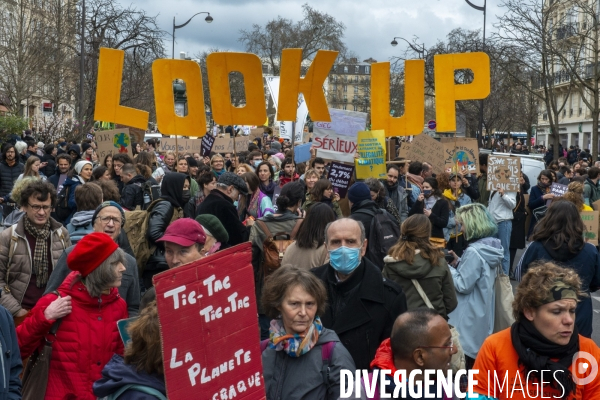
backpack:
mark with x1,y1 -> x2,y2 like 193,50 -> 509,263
100,384 -> 167,400
142,181 -> 161,210
123,199 -> 179,273
354,209 -> 400,270
260,339 -> 335,384
256,218 -> 303,279
53,185 -> 72,223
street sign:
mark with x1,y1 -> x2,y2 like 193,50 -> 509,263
428,120 -> 437,130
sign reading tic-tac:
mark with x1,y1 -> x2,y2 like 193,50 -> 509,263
486,155 -> 521,192
153,243 -> 265,400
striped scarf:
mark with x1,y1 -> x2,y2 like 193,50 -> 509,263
23,217 -> 51,287
268,316 -> 323,357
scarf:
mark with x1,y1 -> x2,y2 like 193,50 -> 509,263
212,168 -> 225,177
260,180 -> 276,198
510,319 -> 579,398
268,316 -> 323,357
247,190 -> 260,219
407,173 -> 424,189
443,189 -> 461,202
23,217 -> 51,287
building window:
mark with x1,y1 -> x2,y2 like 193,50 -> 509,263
365,66 -> 370,74
343,66 -> 348,73
333,84 -> 337,91
343,104 -> 347,110
353,105 -> 358,111
344,95 -> 347,102
579,107 -> 583,115
332,75 -> 337,82
343,85 -> 347,92
354,86 -> 359,94
355,66 -> 359,73
354,76 -> 358,83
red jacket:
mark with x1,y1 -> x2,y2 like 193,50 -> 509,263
17,271 -> 127,400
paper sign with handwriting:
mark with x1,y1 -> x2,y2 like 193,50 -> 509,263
201,135 -> 216,157
153,243 -> 265,400
159,139 -> 201,154
95,128 -> 133,160
550,183 -> 568,197
581,211 -> 599,246
486,155 -> 521,192
441,138 -> 479,173
399,135 -> 445,174
328,162 -> 355,198
355,130 -> 386,179
212,137 -> 250,154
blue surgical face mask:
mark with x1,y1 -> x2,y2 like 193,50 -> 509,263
329,246 -> 361,275
253,160 -> 262,168
423,189 -> 433,197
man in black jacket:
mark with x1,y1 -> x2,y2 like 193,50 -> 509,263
348,182 -> 379,248
0,144 -> 24,218
41,144 -> 57,178
312,218 -> 407,370
196,172 -> 252,246
120,163 -> 145,210
48,154 -> 72,194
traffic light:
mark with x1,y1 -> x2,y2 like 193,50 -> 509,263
173,82 -> 187,117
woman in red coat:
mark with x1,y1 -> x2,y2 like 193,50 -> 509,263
17,232 -> 128,399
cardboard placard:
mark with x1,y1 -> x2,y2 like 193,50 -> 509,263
441,138 -> 479,173
581,211 -> 600,246
355,130 -> 386,180
398,134 -> 445,174
249,128 -> 264,141
212,137 -> 251,154
592,199 -> 600,211
159,138 -> 202,154
95,128 -> 133,160
201,135 -> 216,157
153,243 -> 265,400
311,131 -> 357,163
486,155 -> 521,192
328,162 -> 354,199
550,183 -> 568,197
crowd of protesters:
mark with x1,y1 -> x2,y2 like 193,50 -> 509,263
0,130 -> 597,399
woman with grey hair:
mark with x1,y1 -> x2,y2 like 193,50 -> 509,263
17,232 -> 128,399
364,177 -> 403,224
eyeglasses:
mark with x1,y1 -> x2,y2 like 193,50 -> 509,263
419,339 -> 454,351
28,203 -> 52,213
98,216 -> 122,226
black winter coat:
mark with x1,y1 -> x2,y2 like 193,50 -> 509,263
41,154 -> 56,178
0,161 -> 24,199
120,175 -> 145,211
312,259 -> 407,370
408,197 -> 450,240
145,200 -> 176,274
196,189 -> 250,246
349,200 -> 379,243
0,305 -> 21,399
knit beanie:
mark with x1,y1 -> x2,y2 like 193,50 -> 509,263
92,201 -> 126,225
74,160 -> 92,174
348,182 -> 371,204
196,214 -> 229,244
67,232 -> 119,277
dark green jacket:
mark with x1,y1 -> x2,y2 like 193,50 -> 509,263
382,252 -> 457,320
476,174 -> 490,207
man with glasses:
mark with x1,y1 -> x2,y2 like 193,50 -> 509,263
0,181 -> 70,323
44,201 -> 140,317
368,309 -> 457,398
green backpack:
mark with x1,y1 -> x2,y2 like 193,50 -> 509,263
101,384 -> 166,400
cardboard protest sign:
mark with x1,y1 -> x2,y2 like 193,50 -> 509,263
355,130 -> 386,179
159,138 -> 202,154
95,128 -> 133,160
581,211 -> 599,246
441,138 -> 479,173
249,128 -> 264,141
294,143 -> 312,164
212,136 -> 251,154
398,134 -> 445,174
550,183 -> 568,197
328,162 -> 354,198
486,155 -> 521,192
153,243 -> 265,400
201,135 -> 216,157
311,131 -> 357,163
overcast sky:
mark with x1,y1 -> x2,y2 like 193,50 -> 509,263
118,0 -> 503,62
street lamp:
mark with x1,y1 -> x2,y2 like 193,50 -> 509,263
465,0 -> 487,144
172,12 -> 213,59
79,0 -> 85,137
390,37 -> 425,59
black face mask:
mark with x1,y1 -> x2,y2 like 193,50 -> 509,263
182,190 -> 191,204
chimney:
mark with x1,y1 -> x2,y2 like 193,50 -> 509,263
179,51 -> 186,60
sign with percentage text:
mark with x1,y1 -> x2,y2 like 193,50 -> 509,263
153,243 -> 265,400
486,155 -> 521,192
328,162 -> 355,198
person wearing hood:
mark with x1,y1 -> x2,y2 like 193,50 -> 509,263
119,163 -> 145,211
67,144 -> 81,167
527,169 -> 555,237
446,203 -> 503,369
383,215 -> 457,320
93,301 -> 166,399
348,182 -> 380,251
61,160 -> 93,225
142,172 -> 189,289
66,182 -> 103,244
516,200 -> 600,337
249,182 -> 304,339
197,172 -> 253,247
41,144 -> 57,177
408,177 -> 450,247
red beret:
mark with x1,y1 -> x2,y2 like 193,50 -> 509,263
67,232 -> 119,277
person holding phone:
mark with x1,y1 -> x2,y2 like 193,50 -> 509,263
302,178 -> 342,219
408,177 -> 450,247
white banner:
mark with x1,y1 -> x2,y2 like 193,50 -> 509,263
311,130 -> 358,163
314,108 -> 368,138
265,76 -> 308,142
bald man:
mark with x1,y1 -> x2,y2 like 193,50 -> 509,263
312,218 -> 407,370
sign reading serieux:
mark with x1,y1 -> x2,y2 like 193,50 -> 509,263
154,243 -> 265,400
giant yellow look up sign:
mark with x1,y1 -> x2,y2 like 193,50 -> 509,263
94,48 -> 490,137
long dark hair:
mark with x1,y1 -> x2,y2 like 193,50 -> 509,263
256,161 -> 274,182
295,203 -> 336,249
531,199 -> 585,254
309,178 -> 332,202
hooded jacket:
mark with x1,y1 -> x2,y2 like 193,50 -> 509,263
66,210 -> 96,244
17,271 -> 127,400
61,175 -> 85,224
93,354 -> 165,400
197,189 -> 250,247
120,174 -> 146,211
516,240 -> 600,337
262,328 -> 356,400
383,253 -> 457,320
381,179 -> 409,224
448,237 -> 503,359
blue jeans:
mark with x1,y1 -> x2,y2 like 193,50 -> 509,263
495,220 -> 512,275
